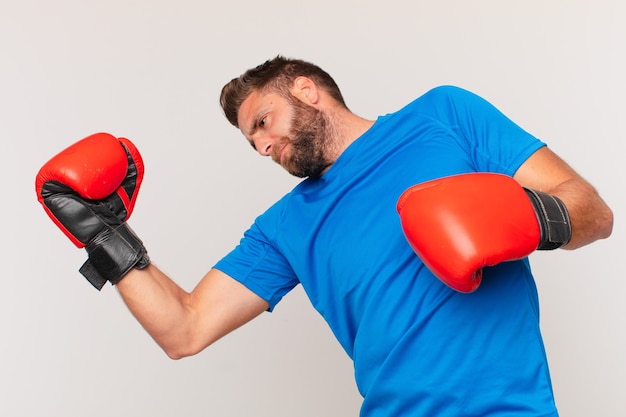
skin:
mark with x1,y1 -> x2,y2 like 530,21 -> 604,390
117,76 -> 613,359
513,147 -> 613,249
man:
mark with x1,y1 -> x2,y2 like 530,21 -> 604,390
37,56 -> 613,416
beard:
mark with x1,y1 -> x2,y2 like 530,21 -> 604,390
277,98 -> 334,178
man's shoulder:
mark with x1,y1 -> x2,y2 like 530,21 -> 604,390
396,85 -> 486,121
414,85 -> 477,104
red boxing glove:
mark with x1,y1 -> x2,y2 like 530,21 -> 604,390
396,173 -> 571,293
36,132 -> 149,289
36,132 -> 144,247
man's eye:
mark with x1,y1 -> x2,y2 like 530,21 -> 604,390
259,117 -> 266,127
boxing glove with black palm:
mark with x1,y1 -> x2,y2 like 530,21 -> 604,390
36,132 -> 149,290
396,173 -> 571,293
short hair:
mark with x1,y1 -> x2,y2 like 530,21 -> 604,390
219,55 -> 347,128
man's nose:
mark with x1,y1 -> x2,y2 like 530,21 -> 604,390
253,135 -> 273,157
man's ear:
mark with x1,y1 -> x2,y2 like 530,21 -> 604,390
290,76 -> 319,105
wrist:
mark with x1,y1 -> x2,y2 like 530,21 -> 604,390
80,223 -> 150,290
523,188 -> 572,250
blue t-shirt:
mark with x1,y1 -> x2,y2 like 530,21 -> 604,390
215,86 -> 557,416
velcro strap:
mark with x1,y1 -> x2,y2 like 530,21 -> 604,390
79,260 -> 108,290
80,223 -> 150,290
524,188 -> 572,250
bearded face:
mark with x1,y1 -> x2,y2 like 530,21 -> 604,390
276,97 -> 334,178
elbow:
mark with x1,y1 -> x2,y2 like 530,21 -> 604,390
599,205 -> 614,240
570,204 -> 614,249
163,342 -> 200,360
163,347 -> 200,361
164,349 -> 190,361
562,202 -> 614,250
161,336 -> 211,360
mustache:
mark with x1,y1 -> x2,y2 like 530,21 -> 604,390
270,137 -> 290,164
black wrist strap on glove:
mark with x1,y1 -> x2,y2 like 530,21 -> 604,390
79,223 -> 150,290
524,188 -> 572,250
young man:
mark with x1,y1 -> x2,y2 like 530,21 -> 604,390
37,56 -> 613,416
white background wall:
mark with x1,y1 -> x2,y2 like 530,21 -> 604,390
2,1 -> 624,415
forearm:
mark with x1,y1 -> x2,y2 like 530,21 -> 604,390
513,146 -> 613,250
549,178 -> 613,250
115,264 -> 269,359
116,264 -> 198,358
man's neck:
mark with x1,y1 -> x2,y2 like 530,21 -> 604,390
326,107 -> 376,161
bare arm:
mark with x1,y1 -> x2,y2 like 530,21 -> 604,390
513,146 -> 613,249
116,265 -> 269,359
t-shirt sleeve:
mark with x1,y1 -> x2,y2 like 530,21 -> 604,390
421,86 -> 546,176
213,216 -> 300,312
